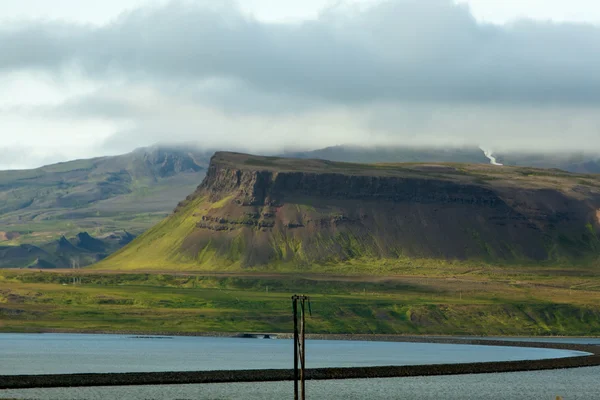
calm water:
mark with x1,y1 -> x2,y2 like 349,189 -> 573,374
0,333 -> 588,375
0,333 -> 596,399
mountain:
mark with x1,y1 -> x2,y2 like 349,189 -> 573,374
284,145 -> 491,164
98,152 -> 600,271
0,145 -> 212,268
284,145 -> 600,173
3,144 -> 599,269
495,152 -> 600,174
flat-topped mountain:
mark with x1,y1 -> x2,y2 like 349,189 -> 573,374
99,152 -> 600,271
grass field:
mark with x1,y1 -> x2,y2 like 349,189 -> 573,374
2,266 -> 600,336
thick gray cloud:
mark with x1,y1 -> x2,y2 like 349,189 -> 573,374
2,0 -> 600,105
2,0 -> 600,166
48,80 -> 324,118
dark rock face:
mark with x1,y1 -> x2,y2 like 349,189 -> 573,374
201,166 -> 502,206
75,232 -> 107,252
176,152 -> 600,267
56,236 -> 78,252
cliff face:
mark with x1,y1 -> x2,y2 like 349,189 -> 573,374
108,152 -> 600,270
199,167 -> 500,206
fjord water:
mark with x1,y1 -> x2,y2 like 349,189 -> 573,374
0,334 -> 597,400
0,333 -> 588,375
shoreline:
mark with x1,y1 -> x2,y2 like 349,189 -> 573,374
3,328 -> 600,340
1,335 -> 600,389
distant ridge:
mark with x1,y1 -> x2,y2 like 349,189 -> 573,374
0,230 -> 136,269
284,145 -> 490,164
284,145 -> 600,174
0,145 -> 212,268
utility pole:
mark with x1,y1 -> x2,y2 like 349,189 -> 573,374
292,295 -> 311,400
71,258 -> 81,285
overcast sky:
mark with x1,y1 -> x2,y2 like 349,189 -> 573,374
1,0 -> 600,169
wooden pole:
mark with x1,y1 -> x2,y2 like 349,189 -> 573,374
292,295 -> 310,400
300,298 -> 306,400
292,295 -> 299,400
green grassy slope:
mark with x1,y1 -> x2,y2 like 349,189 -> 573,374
97,152 -> 600,272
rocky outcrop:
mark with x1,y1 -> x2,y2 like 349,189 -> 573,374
75,232 -> 107,252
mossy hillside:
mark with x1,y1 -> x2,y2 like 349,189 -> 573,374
96,199 -> 600,273
99,196 -> 211,270
98,202 -> 600,272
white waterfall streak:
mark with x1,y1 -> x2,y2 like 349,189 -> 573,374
479,147 -> 503,166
